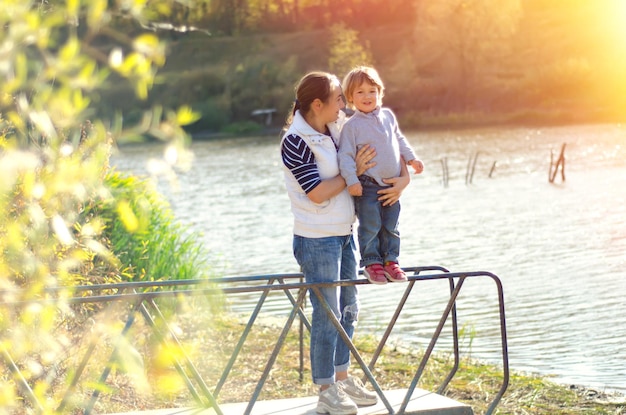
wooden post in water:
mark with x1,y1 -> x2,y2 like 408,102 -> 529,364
488,160 -> 497,178
440,157 -> 449,187
466,152 -> 479,185
549,143 -> 567,183
470,151 -> 479,184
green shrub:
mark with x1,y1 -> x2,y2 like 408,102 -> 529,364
0,1 -> 209,411
328,23 -> 373,78
228,56 -> 299,123
188,96 -> 233,132
220,120 -> 263,134
99,171 -> 210,282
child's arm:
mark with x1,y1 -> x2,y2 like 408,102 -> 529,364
409,159 -> 424,174
338,124 -> 361,188
347,182 -> 363,197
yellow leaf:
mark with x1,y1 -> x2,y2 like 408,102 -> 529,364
72,89 -> 90,112
176,106 -> 200,126
59,38 -> 80,61
15,53 -> 27,84
116,200 -> 139,232
87,0 -> 108,28
135,80 -> 148,100
66,0 -> 79,19
133,33 -> 160,55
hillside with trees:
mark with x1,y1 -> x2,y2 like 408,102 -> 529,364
95,0 -> 626,134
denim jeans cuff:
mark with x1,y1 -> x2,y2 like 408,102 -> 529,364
335,361 -> 350,374
314,375 -> 335,386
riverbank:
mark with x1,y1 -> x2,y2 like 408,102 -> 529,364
95,313 -> 625,415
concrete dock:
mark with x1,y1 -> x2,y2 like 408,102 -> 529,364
111,388 -> 473,415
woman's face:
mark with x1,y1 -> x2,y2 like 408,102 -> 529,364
319,80 -> 345,124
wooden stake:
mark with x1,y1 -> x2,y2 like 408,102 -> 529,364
549,143 -> 566,183
488,161 -> 497,178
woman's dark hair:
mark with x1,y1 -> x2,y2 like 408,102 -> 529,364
283,71 -> 340,128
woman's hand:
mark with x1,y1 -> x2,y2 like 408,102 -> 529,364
378,175 -> 410,206
378,157 -> 410,206
355,144 -> 376,176
309,145 -> 377,204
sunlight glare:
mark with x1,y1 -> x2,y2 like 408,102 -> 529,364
603,0 -> 626,42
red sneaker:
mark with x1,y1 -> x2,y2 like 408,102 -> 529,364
384,262 -> 407,282
364,264 -> 387,285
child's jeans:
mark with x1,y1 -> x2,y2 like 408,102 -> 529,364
293,234 -> 359,385
355,175 -> 401,268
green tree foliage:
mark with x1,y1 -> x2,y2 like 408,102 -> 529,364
141,0 -> 212,26
0,0 -> 203,411
198,0 -> 417,35
415,0 -> 523,110
328,23 -> 373,79
79,0 -> 626,128
405,0 -> 626,121
226,55 -> 299,121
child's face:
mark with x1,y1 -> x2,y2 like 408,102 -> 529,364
350,80 -> 380,113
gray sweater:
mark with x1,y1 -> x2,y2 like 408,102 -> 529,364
338,107 -> 417,187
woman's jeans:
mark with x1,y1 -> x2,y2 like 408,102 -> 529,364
355,176 -> 401,267
293,234 -> 359,385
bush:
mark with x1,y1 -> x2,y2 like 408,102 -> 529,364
220,120 -> 263,134
99,172 -> 210,282
0,1 -> 207,411
188,96 -> 233,132
228,55 -> 299,124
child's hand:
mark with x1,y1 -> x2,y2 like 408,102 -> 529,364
348,182 -> 363,196
410,159 -> 424,174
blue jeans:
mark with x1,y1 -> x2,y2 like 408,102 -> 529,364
355,176 -> 401,268
293,234 -> 359,385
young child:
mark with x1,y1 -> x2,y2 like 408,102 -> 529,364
338,66 -> 424,284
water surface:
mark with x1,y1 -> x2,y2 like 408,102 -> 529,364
112,123 -> 626,392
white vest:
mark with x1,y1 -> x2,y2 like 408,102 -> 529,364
281,111 -> 355,238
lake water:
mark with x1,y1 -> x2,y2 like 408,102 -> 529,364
111,123 -> 626,393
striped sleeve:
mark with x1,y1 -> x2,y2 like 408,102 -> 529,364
281,134 -> 321,194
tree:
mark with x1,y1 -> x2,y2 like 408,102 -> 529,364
328,23 -> 373,79
415,0 -> 522,110
0,0 -> 199,411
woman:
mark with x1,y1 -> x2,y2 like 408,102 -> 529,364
280,71 -> 409,415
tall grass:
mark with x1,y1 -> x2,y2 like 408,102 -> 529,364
99,171 -> 210,282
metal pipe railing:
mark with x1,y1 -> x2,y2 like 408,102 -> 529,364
0,266 -> 509,415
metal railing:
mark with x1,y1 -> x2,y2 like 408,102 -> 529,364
2,265 -> 509,414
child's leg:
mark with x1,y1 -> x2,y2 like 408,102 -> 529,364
380,200 -> 401,264
355,178 -> 384,267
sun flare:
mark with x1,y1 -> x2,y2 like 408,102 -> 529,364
601,0 -> 626,43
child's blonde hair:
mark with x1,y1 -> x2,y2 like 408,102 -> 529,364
342,66 -> 385,109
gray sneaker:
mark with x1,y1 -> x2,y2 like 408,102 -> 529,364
316,382 -> 358,415
340,376 -> 378,406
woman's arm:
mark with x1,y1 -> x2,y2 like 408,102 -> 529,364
307,175 -> 346,204
378,157 -> 410,206
309,144 -> 378,203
